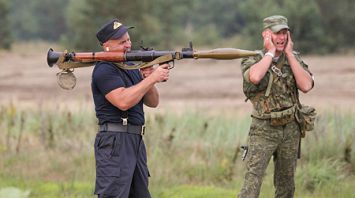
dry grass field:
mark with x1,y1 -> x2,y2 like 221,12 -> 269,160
1,42 -> 355,114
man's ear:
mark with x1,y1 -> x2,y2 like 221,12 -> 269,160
102,42 -> 109,51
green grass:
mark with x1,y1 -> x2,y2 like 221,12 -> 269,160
1,175 -> 355,198
0,176 -> 94,198
153,185 -> 236,198
0,105 -> 354,197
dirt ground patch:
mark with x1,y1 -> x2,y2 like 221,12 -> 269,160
1,43 -> 355,114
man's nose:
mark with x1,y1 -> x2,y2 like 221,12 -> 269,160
125,42 -> 132,48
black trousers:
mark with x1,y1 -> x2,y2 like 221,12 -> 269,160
94,131 -> 151,198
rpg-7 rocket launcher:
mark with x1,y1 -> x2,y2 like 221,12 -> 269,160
47,42 -> 258,89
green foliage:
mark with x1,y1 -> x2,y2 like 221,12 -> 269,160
63,0 -> 102,51
282,0 -> 326,53
147,0 -> 197,49
237,0 -> 280,49
64,0 -> 151,51
9,0 -> 68,42
238,0 -> 327,53
303,110 -> 355,162
0,187 -> 30,198
0,177 -> 93,198
155,185 -> 235,198
5,0 -> 355,53
297,159 -> 346,193
315,0 -> 355,52
0,0 -> 12,49
191,0 -> 243,37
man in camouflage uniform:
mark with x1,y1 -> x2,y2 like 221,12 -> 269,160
237,15 -> 314,198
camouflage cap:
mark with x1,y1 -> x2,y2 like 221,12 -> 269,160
263,15 -> 289,33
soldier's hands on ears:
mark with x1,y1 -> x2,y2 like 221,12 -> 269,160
262,29 -> 276,54
285,31 -> 294,56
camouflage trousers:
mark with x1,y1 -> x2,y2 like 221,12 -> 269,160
238,118 -> 300,198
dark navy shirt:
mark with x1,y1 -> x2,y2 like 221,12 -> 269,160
91,62 -> 144,125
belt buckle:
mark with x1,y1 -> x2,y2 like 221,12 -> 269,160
141,125 -> 146,135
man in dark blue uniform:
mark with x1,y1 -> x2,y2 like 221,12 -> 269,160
92,18 -> 170,198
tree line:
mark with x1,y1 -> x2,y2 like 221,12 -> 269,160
1,0 -> 354,54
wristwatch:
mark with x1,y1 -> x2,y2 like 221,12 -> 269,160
265,52 -> 275,58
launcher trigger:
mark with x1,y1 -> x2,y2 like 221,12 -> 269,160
167,61 -> 175,69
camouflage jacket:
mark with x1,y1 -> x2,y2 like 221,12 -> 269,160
241,50 -> 311,116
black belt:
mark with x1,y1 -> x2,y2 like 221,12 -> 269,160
99,123 -> 145,135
